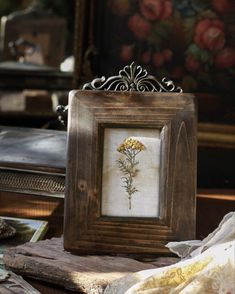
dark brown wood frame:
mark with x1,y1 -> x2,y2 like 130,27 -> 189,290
64,90 -> 197,255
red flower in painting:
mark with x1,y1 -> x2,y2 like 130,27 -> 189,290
128,13 -> 152,40
215,47 -> 235,69
120,44 -> 134,62
194,19 -> 225,52
185,55 -> 201,72
212,0 -> 235,14
139,0 -> 173,21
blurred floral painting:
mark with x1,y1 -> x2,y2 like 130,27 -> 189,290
96,0 -> 235,97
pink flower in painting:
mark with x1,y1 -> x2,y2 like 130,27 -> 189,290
185,55 -> 201,72
128,13 -> 152,40
215,47 -> 235,69
108,0 -> 131,16
194,19 -> 225,52
119,44 -> 134,62
152,52 -> 165,67
212,0 -> 235,14
139,0 -> 173,21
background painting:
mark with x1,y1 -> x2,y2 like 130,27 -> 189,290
102,128 -> 161,218
89,0 -> 235,124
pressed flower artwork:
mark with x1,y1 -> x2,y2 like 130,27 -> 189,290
117,138 -> 145,210
101,128 -> 160,218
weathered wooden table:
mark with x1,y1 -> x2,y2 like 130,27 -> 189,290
3,237 -> 179,293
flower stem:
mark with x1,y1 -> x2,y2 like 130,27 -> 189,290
128,196 -> 131,210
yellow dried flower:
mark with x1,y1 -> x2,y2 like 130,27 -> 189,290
116,137 -> 146,210
117,137 -> 145,153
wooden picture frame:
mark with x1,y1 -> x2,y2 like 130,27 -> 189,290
64,64 -> 197,255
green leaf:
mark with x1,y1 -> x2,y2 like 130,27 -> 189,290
186,44 -> 201,57
186,44 -> 212,64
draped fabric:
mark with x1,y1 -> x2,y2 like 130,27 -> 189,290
105,212 -> 235,294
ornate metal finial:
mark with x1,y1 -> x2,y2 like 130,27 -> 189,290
82,62 -> 182,93
57,62 -> 182,125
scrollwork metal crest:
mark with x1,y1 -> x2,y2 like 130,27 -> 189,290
82,62 -> 182,92
57,62 -> 182,125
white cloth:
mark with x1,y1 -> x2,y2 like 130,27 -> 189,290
166,211 -> 235,258
105,212 -> 235,294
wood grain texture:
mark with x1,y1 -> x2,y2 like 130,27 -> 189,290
0,271 -> 40,294
26,278 -> 76,294
3,237 -> 160,294
64,90 -> 197,255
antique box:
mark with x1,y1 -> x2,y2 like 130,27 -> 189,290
0,126 -> 66,197
0,126 -> 66,237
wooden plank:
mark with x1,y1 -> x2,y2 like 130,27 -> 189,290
0,271 -> 40,294
26,278 -> 77,294
3,237 -> 160,293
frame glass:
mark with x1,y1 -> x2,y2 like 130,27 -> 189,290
102,127 -> 160,218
